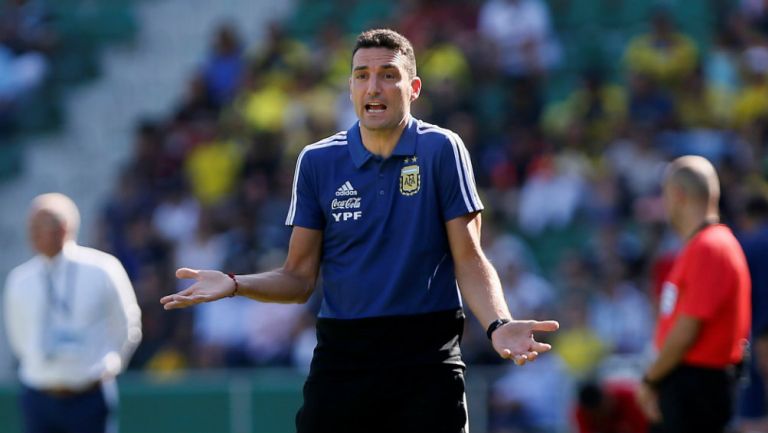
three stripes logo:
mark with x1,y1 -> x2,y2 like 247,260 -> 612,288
335,181 -> 358,197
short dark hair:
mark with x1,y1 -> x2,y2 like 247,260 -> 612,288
577,381 -> 604,409
352,29 -> 417,78
746,194 -> 768,219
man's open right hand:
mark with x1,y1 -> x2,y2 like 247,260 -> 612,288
160,268 -> 235,310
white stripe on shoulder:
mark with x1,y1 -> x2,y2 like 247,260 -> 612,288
450,131 -> 483,210
416,124 -> 481,212
286,132 -> 348,225
306,131 -> 348,148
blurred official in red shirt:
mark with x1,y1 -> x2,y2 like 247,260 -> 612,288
637,155 -> 751,433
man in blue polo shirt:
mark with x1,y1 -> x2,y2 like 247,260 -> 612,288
162,28 -> 559,433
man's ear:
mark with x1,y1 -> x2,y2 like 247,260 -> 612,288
410,76 -> 422,101
668,183 -> 689,209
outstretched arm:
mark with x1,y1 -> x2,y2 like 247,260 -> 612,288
161,227 -> 323,309
446,212 -> 559,365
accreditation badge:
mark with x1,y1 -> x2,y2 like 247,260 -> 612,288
43,324 -> 83,360
400,164 -> 420,196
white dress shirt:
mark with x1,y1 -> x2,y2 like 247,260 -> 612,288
3,241 -> 142,390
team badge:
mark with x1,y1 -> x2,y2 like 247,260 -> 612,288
400,157 -> 420,196
659,282 -> 678,316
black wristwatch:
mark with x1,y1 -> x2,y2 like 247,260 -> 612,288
486,318 -> 512,340
642,374 -> 660,389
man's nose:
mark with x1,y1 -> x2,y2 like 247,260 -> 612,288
366,76 -> 381,95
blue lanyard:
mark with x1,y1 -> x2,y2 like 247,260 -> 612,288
44,261 -> 77,316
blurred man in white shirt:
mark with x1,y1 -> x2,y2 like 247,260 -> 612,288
4,193 -> 142,433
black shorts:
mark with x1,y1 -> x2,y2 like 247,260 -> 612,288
296,309 -> 468,433
296,366 -> 468,433
656,364 -> 737,433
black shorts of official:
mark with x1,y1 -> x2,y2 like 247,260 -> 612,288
296,309 -> 468,433
655,363 -> 737,433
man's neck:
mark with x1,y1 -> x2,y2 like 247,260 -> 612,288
679,211 -> 719,240
40,247 -> 64,265
360,117 -> 409,158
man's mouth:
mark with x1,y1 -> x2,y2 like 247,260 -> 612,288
365,102 -> 387,113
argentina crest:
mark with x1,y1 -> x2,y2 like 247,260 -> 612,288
400,157 -> 420,196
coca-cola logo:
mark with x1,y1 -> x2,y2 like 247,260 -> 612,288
331,197 -> 362,210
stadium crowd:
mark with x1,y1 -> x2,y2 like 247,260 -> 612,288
91,0 -> 768,431
0,0 -> 55,139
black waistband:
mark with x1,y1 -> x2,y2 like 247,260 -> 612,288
309,309 -> 465,375
679,362 -> 744,378
27,381 -> 102,399
659,363 -> 743,389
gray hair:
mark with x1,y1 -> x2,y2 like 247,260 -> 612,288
30,193 -> 81,239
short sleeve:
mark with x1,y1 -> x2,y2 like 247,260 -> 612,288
436,132 -> 484,221
285,149 -> 325,229
678,243 -> 732,320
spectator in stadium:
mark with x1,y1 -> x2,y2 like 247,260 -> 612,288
161,28 -> 559,433
626,73 -> 675,130
3,193 -> 142,433
397,0 -> 478,51
733,45 -> 768,130
183,131 -> 243,206
477,0 -> 559,127
636,156 -> 751,433
624,7 -> 698,89
172,207 -> 240,367
0,0 -> 57,56
489,343 -> 572,433
606,127 -> 667,213
201,22 -> 244,109
674,65 -> 733,129
743,328 -> 768,431
704,23 -> 743,96
736,194 -> 768,428
487,233 -> 555,319
544,70 -> 627,146
516,152 -> 586,235
747,326 -> 768,432
574,378 -> 648,433
741,0 -> 768,37
477,0 -> 560,78
587,260 -> 653,355
0,0 -> 55,136
151,180 -> 201,245
552,293 -> 607,377
415,28 -> 472,126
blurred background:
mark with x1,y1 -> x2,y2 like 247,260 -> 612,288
0,0 -> 767,432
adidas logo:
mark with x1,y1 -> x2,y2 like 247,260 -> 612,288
335,181 -> 358,197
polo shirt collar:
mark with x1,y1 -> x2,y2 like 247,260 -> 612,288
347,117 -> 418,168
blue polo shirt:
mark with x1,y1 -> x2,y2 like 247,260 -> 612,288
285,117 -> 483,319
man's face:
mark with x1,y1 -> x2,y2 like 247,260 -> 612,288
28,210 -> 66,258
349,47 -> 421,133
